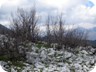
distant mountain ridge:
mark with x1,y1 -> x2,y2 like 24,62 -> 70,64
88,40 -> 96,48
88,27 -> 96,32
77,27 -> 96,40
0,24 -> 11,34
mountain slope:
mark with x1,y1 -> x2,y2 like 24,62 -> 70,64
88,40 -> 96,47
0,24 -> 11,34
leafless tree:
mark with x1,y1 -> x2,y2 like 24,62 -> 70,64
0,7 -> 40,61
45,15 -> 52,46
46,14 -> 88,49
10,7 -> 39,43
50,14 -> 65,49
57,15 -> 65,48
64,28 -> 88,48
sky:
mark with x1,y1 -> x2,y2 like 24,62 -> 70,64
0,1 -> 96,72
0,0 -> 96,29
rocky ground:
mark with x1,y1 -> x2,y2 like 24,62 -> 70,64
0,45 -> 96,72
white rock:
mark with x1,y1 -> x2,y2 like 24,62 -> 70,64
74,63 -> 82,70
11,68 -> 17,72
64,51 -> 72,59
90,65 -> 96,72
40,50 -> 47,61
26,52 -> 38,63
48,48 -> 55,56
81,50 -> 88,54
90,59 -> 95,65
35,62 -> 44,69
0,65 -> 6,72
58,62 -> 64,66
61,65 -> 70,72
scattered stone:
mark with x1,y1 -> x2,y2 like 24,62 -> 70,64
1,46 -> 96,72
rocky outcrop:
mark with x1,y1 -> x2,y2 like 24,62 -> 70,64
0,45 -> 96,72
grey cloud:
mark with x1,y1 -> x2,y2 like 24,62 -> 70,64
0,0 -> 96,28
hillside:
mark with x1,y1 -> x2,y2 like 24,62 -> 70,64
89,40 -> 96,48
0,43 -> 96,72
0,24 -> 11,34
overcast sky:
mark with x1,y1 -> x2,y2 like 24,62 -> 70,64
0,0 -> 96,29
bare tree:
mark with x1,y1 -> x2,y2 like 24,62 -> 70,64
10,7 -> 39,43
57,15 -> 65,48
0,7 -> 40,61
45,15 -> 52,46
64,28 -> 88,48
51,14 -> 65,49
46,14 -> 88,49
